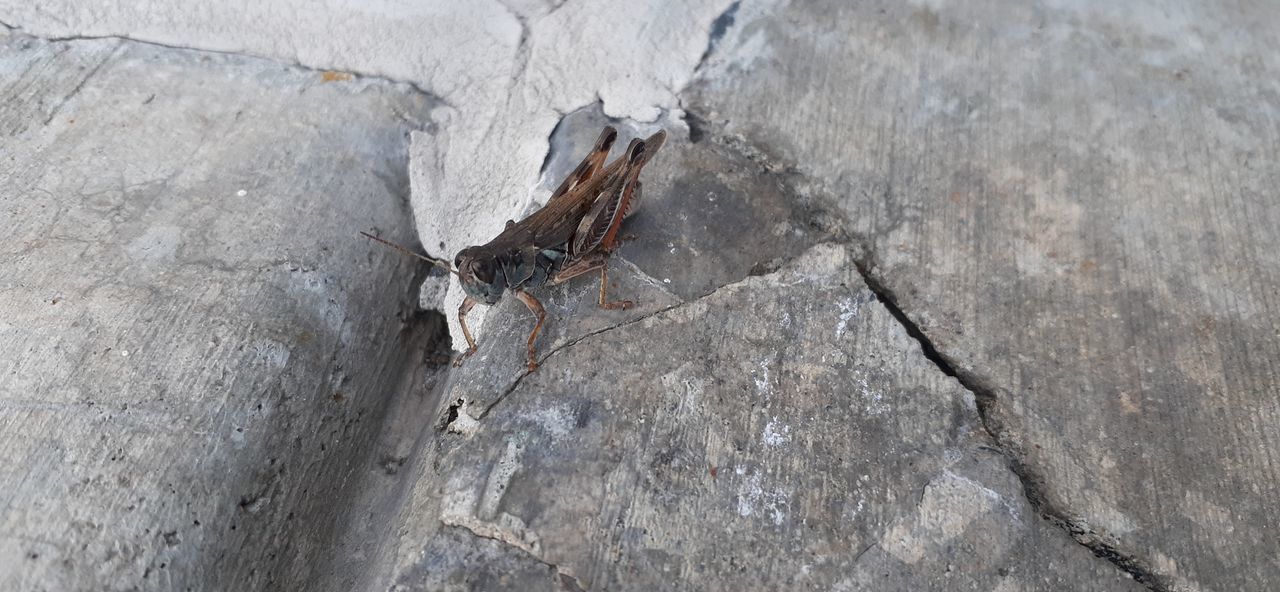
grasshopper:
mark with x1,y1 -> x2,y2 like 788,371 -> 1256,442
363,126 -> 666,371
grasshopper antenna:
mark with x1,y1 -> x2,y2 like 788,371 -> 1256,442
359,231 -> 460,277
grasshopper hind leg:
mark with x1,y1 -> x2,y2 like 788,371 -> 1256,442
553,253 -> 635,311
597,265 -> 634,310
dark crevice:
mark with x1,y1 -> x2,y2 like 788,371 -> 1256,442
683,108 -> 709,144
439,397 -> 465,431
697,1 -> 741,68
853,259 -> 957,380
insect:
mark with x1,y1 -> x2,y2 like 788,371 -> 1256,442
362,126 -> 666,371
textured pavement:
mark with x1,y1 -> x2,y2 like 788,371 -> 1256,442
3,2 -> 1278,591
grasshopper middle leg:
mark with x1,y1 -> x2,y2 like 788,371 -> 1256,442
512,289 -> 547,371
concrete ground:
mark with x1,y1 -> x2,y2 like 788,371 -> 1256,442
1,2 -> 1276,591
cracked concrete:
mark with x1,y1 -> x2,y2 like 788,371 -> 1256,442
372,104 -> 1148,590
387,241 -> 1144,590
684,1 -> 1280,590
854,253 -> 1168,588
4,1 -> 1278,591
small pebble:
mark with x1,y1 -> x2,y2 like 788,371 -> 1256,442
236,189 -> 247,197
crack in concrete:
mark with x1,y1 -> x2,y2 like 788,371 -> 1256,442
852,256 -> 1171,591
679,111 -> 1172,591
696,0 -> 741,68
495,0 -> 532,85
442,524 -> 587,591
39,40 -> 119,125
0,22 -> 454,109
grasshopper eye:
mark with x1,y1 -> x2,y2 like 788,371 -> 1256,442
471,260 -> 495,283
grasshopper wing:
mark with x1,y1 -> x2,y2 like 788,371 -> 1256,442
570,130 -> 665,256
548,126 -> 618,202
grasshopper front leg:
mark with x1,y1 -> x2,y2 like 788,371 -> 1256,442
453,296 -> 479,368
511,289 -> 547,371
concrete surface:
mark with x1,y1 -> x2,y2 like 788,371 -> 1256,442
0,29 -> 441,590
684,1 -> 1280,590
0,0 -> 740,343
383,236 -> 1144,590
2,1 -> 1279,591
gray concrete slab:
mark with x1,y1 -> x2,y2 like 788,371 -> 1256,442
0,30 -> 439,590
3,1 -> 1278,591
384,240 -> 1144,591
687,1 -> 1280,590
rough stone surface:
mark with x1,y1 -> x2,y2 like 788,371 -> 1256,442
687,1 -> 1280,590
383,243 -> 1143,591
0,31 -> 439,591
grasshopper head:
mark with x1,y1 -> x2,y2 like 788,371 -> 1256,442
455,247 -> 505,304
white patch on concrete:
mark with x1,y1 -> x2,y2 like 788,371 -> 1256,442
762,417 -> 791,447
941,469 -> 1021,521
853,369 -> 889,416
735,470 -> 791,525
752,358 -> 773,399
835,296 -> 861,339
881,470 -> 1018,565
850,496 -> 866,520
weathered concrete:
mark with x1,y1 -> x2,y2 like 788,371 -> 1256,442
384,240 -> 1144,591
687,1 -> 1280,590
0,30 -> 440,590
0,0 -> 742,348
4,1 -> 1278,590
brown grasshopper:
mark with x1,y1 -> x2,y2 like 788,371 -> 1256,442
363,126 -> 666,371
